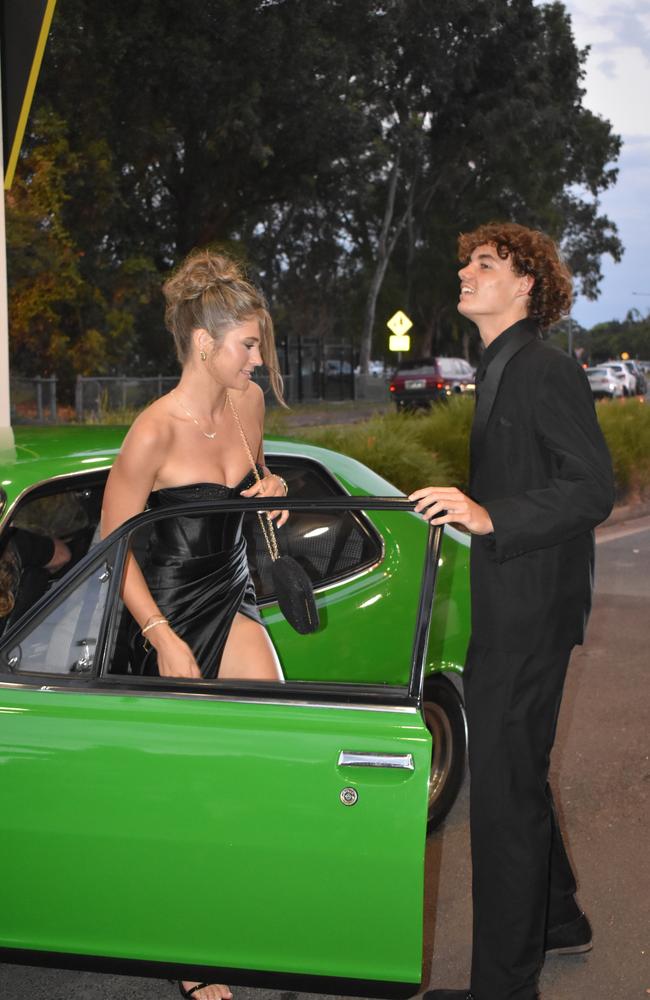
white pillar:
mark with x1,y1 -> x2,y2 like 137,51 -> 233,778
0,69 -> 11,432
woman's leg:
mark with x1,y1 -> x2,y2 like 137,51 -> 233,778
219,612 -> 283,681
180,623 -> 280,1000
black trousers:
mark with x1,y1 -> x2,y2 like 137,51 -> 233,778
463,641 -> 580,1000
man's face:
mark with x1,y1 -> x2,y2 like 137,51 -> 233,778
457,243 -> 531,322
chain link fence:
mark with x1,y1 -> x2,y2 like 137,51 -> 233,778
10,338 -> 389,423
10,377 -> 58,423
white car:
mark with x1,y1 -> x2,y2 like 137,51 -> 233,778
585,366 -> 624,399
605,361 -> 637,396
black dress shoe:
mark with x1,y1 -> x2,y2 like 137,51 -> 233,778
545,910 -> 593,955
422,991 -> 475,1000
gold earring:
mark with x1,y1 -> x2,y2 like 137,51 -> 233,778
200,350 -> 207,361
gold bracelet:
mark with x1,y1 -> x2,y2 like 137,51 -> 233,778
276,475 -> 288,496
141,617 -> 168,636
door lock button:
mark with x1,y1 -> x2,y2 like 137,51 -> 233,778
340,787 -> 358,806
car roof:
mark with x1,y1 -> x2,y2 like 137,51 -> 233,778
0,425 -> 405,519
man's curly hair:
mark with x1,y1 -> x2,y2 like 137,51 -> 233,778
457,222 -> 573,329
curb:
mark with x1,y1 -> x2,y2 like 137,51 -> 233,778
601,499 -> 650,528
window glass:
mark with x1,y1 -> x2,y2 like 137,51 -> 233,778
0,475 -> 109,639
437,358 -> 460,377
1,559 -> 111,676
245,459 -> 382,599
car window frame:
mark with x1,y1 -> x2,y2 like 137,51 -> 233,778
0,496 -> 441,708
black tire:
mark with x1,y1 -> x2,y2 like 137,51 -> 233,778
422,673 -> 468,833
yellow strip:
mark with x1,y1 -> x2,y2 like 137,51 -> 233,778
4,0 -> 58,190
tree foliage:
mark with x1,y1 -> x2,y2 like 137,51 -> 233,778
7,0 -> 623,384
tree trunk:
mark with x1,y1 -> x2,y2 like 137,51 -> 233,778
358,154 -> 402,374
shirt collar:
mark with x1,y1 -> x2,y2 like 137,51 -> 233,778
475,317 -> 541,382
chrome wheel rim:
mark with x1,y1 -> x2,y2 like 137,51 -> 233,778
423,700 -> 453,810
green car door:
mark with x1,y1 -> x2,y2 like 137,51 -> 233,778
0,497 -> 437,997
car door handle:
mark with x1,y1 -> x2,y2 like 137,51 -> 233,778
337,751 -> 414,771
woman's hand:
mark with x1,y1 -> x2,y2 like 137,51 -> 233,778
240,474 -> 290,527
408,485 -> 494,535
147,624 -> 203,678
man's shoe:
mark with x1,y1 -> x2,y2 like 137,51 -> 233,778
545,911 -> 593,956
422,991 -> 475,1000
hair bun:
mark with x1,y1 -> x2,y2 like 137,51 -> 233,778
163,249 -> 244,305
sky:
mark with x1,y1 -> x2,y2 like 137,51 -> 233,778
557,0 -> 650,328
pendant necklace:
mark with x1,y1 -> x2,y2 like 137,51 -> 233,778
171,389 -> 218,440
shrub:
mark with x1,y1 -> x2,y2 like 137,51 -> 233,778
291,414 -> 452,494
596,398 -> 650,501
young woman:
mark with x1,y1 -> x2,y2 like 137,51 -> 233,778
101,249 -> 288,1000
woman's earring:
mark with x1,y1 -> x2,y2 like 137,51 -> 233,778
200,350 -> 207,361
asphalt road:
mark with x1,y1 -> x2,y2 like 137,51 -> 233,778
2,517 -> 648,1000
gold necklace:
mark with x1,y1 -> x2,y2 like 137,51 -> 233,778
171,389 -> 218,440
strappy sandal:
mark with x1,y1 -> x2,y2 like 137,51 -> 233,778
179,983 -> 223,1000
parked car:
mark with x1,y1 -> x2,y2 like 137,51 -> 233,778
585,365 -> 624,399
0,425 -> 471,997
621,359 -> 647,395
389,357 -> 475,409
355,359 -> 385,377
605,361 -> 637,396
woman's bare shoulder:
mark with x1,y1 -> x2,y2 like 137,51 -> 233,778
239,381 -> 265,416
122,396 -> 174,454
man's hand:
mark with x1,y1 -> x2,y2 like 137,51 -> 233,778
408,486 -> 494,535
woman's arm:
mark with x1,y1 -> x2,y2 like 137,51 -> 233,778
101,414 -> 202,678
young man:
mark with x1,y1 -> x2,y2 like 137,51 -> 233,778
410,222 -> 614,1000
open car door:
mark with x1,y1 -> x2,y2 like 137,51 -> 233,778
0,497 -> 440,998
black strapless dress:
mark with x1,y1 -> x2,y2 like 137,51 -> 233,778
130,470 -> 263,679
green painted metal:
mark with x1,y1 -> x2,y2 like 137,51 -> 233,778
0,687 -> 431,984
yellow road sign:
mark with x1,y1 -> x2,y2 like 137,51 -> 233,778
389,334 -> 410,352
387,310 -> 413,335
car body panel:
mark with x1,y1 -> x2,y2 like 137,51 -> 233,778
0,684 -> 430,985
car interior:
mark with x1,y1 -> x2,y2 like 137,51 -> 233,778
0,456 -> 384,678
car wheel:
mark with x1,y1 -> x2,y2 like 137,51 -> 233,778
422,673 -> 467,833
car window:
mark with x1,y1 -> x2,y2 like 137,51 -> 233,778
0,458 -> 381,635
437,358 -> 460,376
0,496 -> 431,693
0,474 -> 108,638
0,556 -> 113,677
243,458 -> 382,599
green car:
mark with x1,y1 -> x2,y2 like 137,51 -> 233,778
0,425 -> 470,997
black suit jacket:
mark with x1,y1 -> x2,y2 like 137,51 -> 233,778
469,319 -> 615,652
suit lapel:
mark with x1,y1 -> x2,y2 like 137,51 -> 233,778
470,325 -> 537,473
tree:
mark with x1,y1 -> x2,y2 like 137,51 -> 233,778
7,0 -> 623,384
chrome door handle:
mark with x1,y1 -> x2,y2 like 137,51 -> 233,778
338,751 -> 414,771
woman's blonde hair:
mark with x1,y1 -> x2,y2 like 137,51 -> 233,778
162,249 -> 285,404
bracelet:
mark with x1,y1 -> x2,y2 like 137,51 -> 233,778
141,617 -> 169,636
276,475 -> 289,496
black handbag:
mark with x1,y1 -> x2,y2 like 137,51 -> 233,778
227,393 -> 319,635
269,552 -> 320,635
